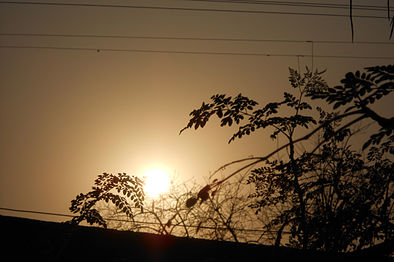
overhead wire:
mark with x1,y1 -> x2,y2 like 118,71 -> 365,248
0,206 -> 280,234
0,45 -> 393,60
1,33 -> 394,45
182,0 -> 394,12
3,0 -> 391,12
0,1 -> 389,19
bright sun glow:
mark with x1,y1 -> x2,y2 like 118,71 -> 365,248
143,168 -> 171,198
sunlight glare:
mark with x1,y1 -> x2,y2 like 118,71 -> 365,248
143,168 -> 171,198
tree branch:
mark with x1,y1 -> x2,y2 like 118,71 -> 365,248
208,109 -> 364,187
360,104 -> 394,130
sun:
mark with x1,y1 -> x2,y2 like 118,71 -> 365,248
143,168 -> 171,198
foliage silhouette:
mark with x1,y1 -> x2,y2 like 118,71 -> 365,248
306,65 -> 394,150
68,172 -> 259,243
68,173 -> 144,228
92,174 -> 259,243
248,115 -> 393,251
180,66 -> 393,187
181,65 -> 393,253
67,65 -> 393,254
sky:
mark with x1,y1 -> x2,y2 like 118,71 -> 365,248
0,0 -> 393,221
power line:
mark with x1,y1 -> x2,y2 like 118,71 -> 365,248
0,207 -> 74,219
1,45 -> 393,60
183,0 -> 394,12
0,207 -> 275,233
0,1 -> 388,19
1,33 -> 394,45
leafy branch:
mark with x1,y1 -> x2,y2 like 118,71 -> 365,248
68,173 -> 144,228
181,65 -> 393,211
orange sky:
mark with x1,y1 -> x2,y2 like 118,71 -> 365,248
0,0 -> 393,221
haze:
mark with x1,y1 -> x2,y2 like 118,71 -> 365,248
0,0 -> 393,221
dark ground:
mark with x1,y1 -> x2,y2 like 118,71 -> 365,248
0,215 -> 391,262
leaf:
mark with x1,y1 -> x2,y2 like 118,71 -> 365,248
197,185 -> 211,203
211,189 -> 218,197
221,117 -> 233,127
123,206 -> 129,214
196,221 -> 203,234
216,108 -> 223,118
333,101 -> 342,109
186,197 -> 198,208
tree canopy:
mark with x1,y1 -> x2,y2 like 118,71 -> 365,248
68,65 -> 393,254
181,65 -> 393,252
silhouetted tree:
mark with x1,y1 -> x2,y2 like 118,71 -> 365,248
181,65 -> 393,253
68,65 -> 393,254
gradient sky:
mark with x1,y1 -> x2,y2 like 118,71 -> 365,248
0,0 -> 393,221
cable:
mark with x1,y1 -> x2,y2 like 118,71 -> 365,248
183,0 -> 394,12
1,45 -> 393,60
0,207 -> 278,233
0,207 -> 74,218
2,33 -> 394,45
0,1 -> 388,19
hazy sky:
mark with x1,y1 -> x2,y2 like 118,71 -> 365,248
0,0 -> 393,221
